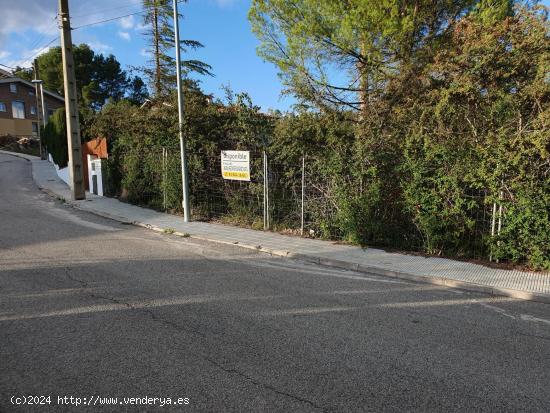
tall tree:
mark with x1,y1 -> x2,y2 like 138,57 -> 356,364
127,76 -> 150,105
16,44 -> 146,109
248,0 -> 480,116
141,0 -> 213,97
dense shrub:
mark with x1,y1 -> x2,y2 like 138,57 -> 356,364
85,8 -> 548,270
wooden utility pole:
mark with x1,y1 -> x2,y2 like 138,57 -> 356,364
58,0 -> 85,200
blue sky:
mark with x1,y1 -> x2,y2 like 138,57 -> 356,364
0,0 -> 294,111
1,0 -> 548,112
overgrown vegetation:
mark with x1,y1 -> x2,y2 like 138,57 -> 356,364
43,3 -> 549,270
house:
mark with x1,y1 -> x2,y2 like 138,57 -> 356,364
0,69 -> 64,138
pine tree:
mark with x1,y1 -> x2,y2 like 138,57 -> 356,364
142,0 -> 213,97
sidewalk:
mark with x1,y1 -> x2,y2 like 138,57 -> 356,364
5,150 -> 549,304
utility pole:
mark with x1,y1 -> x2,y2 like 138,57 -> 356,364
173,0 -> 190,221
58,0 -> 85,200
32,60 -> 45,160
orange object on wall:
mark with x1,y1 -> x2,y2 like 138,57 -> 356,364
81,138 -> 108,191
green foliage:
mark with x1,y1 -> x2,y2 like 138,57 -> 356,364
42,108 -> 68,168
254,3 -> 549,269
140,0 -> 212,96
249,0 -> 478,113
84,4 -> 549,271
42,107 -> 96,168
32,44 -> 147,109
13,66 -> 33,81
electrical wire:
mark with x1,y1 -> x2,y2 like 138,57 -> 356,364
71,0 -> 143,19
18,36 -> 60,69
72,10 -> 147,30
25,14 -> 58,54
0,63 -> 16,70
71,0 -> 186,31
9,0 -> 186,70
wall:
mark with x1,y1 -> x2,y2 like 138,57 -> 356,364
0,81 -> 64,138
47,153 -> 70,186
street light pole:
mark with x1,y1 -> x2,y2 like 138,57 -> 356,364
173,0 -> 190,222
31,77 -> 45,160
39,83 -> 46,125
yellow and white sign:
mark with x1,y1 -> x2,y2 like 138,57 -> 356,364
221,150 -> 251,181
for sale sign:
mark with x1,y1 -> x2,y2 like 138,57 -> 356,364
221,150 -> 251,181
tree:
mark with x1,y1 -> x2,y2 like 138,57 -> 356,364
84,54 -> 130,109
22,44 -> 145,109
13,66 -> 33,81
249,0 -> 480,116
141,0 -> 213,97
127,76 -> 150,105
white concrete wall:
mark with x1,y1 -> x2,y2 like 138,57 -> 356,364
47,153 -> 70,186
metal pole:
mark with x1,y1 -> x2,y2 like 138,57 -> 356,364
496,184 -> 504,263
173,0 -> 190,222
163,148 -> 167,211
262,151 -> 267,231
266,152 -> 270,229
301,154 -> 305,236
40,84 -> 46,125
32,61 -> 45,160
58,0 -> 85,200
490,200 -> 497,261
497,190 -> 503,236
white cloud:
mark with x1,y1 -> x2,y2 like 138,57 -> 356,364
119,15 -> 135,30
0,50 -> 11,59
140,48 -> 150,58
134,21 -> 151,32
0,0 -> 141,48
87,41 -> 113,54
4,44 -> 59,69
118,31 -> 131,41
212,0 -> 240,8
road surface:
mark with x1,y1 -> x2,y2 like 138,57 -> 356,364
1,152 -> 549,412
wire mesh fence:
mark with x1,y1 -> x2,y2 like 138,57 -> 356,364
108,147 -> 504,262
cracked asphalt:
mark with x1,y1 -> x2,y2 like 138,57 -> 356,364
1,152 -> 550,412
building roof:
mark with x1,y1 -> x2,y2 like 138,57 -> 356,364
0,69 -> 65,102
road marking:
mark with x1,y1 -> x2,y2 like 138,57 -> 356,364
479,302 -> 550,326
261,306 -> 359,316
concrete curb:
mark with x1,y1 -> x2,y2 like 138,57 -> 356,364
0,150 -> 40,162
18,152 -> 549,306
61,202 -> 550,305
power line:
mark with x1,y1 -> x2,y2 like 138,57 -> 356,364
18,36 -> 60,69
71,0 -> 186,30
72,10 -> 147,30
71,0 -> 143,19
0,63 -> 16,70
25,14 -> 59,54
12,0 -> 186,69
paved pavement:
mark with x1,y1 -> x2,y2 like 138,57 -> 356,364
2,151 -> 550,412
10,150 -> 550,303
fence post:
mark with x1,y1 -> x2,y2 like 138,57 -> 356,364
162,148 -> 167,211
490,200 -> 497,261
301,154 -> 305,236
263,150 -> 270,230
496,185 -> 504,262
490,182 -> 505,263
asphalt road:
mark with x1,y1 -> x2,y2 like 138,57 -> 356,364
1,152 -> 550,412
